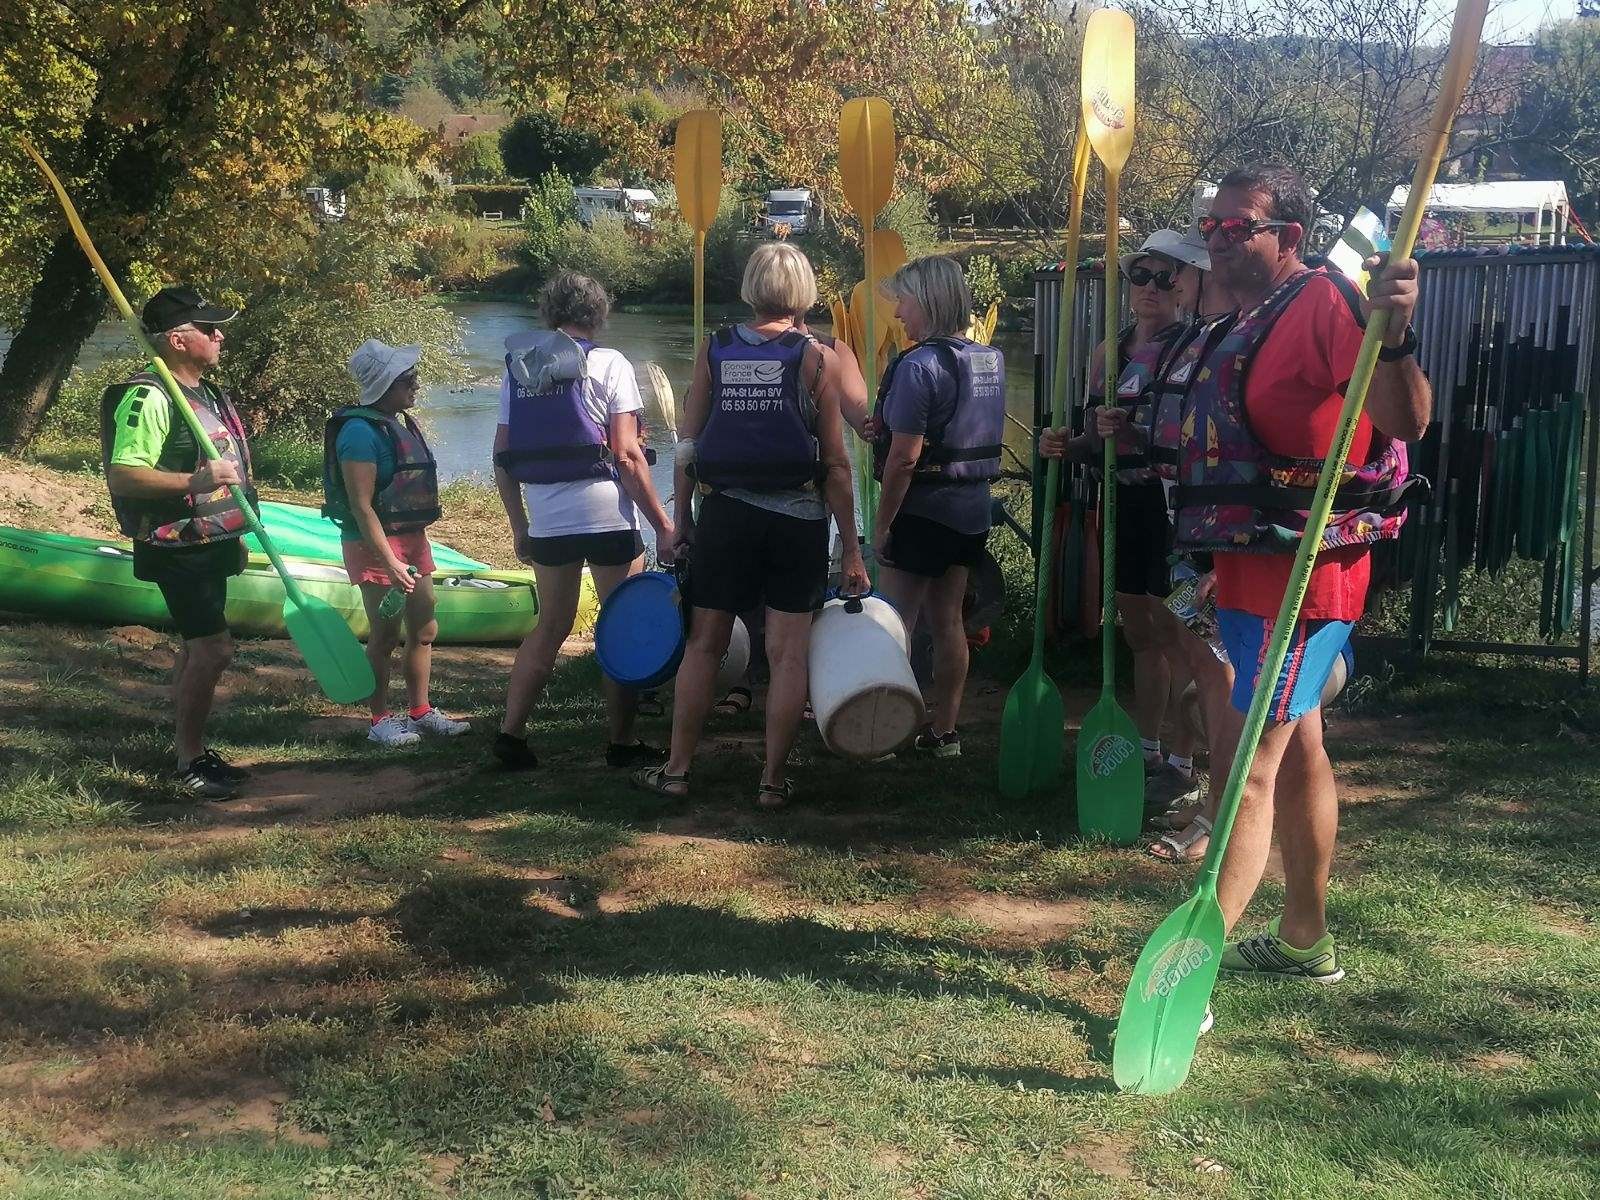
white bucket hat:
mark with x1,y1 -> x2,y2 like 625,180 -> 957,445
347,338 -> 423,406
1120,227 -> 1211,274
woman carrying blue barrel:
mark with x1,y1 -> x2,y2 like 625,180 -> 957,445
492,271 -> 675,771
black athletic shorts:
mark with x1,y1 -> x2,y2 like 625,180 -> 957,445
527,529 -> 643,567
1113,481 -> 1173,597
689,491 -> 828,614
882,511 -> 989,579
132,539 -> 246,641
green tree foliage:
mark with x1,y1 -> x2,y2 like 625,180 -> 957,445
1507,22 -> 1600,224
499,112 -> 609,185
447,132 -> 507,184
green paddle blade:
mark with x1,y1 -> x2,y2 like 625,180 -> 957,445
1112,890 -> 1226,1094
282,592 -> 375,705
1074,694 -> 1143,843
998,668 -> 1064,799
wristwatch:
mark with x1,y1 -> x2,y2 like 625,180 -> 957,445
1378,325 -> 1418,362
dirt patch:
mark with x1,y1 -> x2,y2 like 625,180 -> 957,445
0,462 -> 119,540
1329,1047 -> 1390,1070
192,764 -> 435,830
0,1056 -> 325,1152
1462,1050 -> 1530,1073
947,892 -> 1091,940
1065,1133 -> 1141,1181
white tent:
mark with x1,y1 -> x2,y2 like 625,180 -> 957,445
1386,181 -> 1571,245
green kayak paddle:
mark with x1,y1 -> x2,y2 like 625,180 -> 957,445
999,124 -> 1091,800
1112,0 -> 1490,1094
1075,10 -> 1143,844
21,137 -> 375,705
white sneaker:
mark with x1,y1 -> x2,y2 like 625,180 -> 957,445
408,708 -> 471,737
368,715 -> 422,747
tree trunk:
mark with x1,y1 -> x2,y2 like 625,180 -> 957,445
0,32 -> 209,452
0,234 -> 109,450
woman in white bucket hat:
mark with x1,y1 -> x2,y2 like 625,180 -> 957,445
323,339 -> 470,748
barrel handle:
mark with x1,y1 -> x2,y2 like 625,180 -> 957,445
841,586 -> 874,614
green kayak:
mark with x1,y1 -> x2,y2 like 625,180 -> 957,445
0,524 -> 544,645
246,501 -> 487,572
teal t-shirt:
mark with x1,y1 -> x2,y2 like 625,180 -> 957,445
334,418 -> 395,540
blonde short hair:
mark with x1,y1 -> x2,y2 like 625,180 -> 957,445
884,255 -> 972,339
740,242 -> 818,317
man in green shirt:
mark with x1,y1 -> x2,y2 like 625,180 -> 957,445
103,285 -> 255,800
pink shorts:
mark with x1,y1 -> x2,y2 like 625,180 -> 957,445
341,530 -> 436,586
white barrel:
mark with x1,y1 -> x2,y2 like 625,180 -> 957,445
717,617 -> 751,691
808,596 -> 923,759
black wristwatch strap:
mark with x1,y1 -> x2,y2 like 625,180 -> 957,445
1378,325 -> 1418,362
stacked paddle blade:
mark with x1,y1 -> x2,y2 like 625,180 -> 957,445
1403,246 -> 1599,643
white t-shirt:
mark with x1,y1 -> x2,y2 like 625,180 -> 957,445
498,345 -> 643,538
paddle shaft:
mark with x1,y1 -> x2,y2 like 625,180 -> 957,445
862,228 -> 880,542
693,231 -> 706,372
1192,15 -> 1478,891
19,137 -> 310,608
1028,129 -> 1092,664
1099,170 -> 1123,697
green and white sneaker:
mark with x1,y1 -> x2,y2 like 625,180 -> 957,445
1221,917 -> 1344,983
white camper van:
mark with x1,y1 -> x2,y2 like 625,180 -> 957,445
574,187 -> 659,229
762,188 -> 814,236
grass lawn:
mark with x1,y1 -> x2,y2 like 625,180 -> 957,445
0,600 -> 1596,1198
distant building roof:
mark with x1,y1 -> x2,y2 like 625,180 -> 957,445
1388,180 -> 1570,215
438,114 -> 509,143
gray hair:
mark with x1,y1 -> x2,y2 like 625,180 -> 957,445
539,271 -> 611,332
883,255 -> 972,339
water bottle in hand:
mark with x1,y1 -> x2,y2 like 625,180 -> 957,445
378,566 -> 418,618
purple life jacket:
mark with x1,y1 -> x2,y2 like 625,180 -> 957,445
1150,318 -> 1236,482
1171,268 -> 1419,554
100,372 -> 256,546
696,326 -> 820,490
322,406 -> 442,534
872,337 -> 1006,484
496,337 -> 613,484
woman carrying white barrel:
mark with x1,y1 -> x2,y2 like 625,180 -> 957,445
638,242 -> 869,807
491,271 -> 675,771
868,256 -> 1007,758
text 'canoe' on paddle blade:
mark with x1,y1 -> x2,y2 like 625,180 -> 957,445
998,669 -> 1064,799
839,97 -> 895,218
673,110 -> 722,232
1080,9 -> 1136,173
1112,895 -> 1227,1094
283,594 -> 376,705
1075,695 -> 1143,844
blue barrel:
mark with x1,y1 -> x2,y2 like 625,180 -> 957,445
594,570 -> 686,689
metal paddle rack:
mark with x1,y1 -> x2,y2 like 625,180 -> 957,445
1032,247 -> 1600,682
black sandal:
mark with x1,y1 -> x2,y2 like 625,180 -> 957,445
756,778 -> 793,809
632,763 -> 689,799
713,686 -> 752,716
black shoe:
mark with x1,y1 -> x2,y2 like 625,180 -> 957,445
606,740 -> 667,768
909,727 -> 961,759
176,756 -> 240,801
493,732 -> 539,771
194,749 -> 250,783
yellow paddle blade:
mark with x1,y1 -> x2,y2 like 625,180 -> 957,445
872,227 -> 907,279
1081,10 -> 1136,174
829,298 -> 854,352
674,109 -> 722,233
839,97 -> 895,218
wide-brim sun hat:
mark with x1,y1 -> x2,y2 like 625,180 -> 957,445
1120,227 -> 1211,274
348,339 -> 423,406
